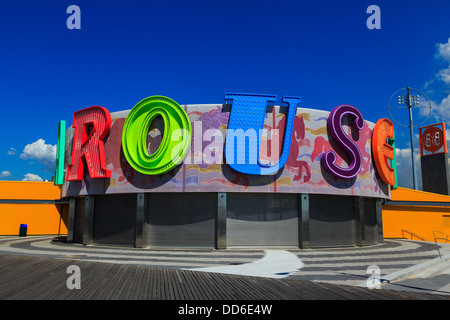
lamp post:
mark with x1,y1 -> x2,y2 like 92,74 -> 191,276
389,87 -> 431,191
397,87 -> 420,190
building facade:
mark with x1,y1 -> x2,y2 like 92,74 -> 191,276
59,94 -> 394,249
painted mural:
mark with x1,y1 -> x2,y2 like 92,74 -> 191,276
61,103 -> 390,199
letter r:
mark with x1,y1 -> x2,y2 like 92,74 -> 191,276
67,106 -> 111,181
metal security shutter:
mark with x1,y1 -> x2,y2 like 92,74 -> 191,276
72,197 -> 85,243
93,194 -> 137,247
309,195 -> 355,247
363,198 -> 377,245
226,193 -> 298,248
146,193 -> 216,248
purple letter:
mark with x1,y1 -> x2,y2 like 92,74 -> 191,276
321,105 -> 365,179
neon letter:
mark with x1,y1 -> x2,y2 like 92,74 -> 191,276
321,105 -> 365,179
67,106 -> 111,181
54,120 -> 66,185
122,96 -> 192,175
372,118 -> 396,185
224,93 -> 300,175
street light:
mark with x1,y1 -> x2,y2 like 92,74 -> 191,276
388,87 -> 432,190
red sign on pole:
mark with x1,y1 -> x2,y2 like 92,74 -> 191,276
419,122 -> 447,157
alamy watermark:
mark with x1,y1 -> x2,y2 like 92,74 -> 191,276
67,5 -> 81,30
66,265 -> 81,290
160,121 -> 283,166
64,5 -> 381,32
366,265 -> 381,289
366,5 -> 381,30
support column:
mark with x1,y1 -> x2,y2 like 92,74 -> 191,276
83,195 -> 95,245
376,199 -> 384,243
135,193 -> 148,248
216,192 -> 227,250
299,194 -> 310,249
67,198 -> 76,242
354,197 -> 365,247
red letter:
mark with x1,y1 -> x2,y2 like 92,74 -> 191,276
67,106 -> 111,181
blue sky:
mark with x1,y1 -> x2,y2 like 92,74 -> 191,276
1,0 -> 450,188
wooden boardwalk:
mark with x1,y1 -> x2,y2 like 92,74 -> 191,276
0,254 -> 448,300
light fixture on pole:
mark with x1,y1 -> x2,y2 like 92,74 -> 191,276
388,87 -> 432,190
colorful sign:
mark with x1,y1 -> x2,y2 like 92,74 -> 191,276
419,122 -> 447,156
54,120 -> 66,185
321,105 -> 365,179
66,106 -> 112,181
372,118 -> 396,186
224,93 -> 299,175
59,94 -> 395,199
122,96 -> 192,175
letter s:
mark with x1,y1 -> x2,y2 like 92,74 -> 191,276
321,105 -> 365,179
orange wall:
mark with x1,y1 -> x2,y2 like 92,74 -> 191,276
0,181 -> 67,235
0,181 -> 61,200
382,187 -> 450,242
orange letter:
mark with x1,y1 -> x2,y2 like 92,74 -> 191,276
372,118 -> 395,185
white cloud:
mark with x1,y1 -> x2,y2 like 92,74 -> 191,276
6,148 -> 16,156
435,38 -> 450,62
20,139 -> 56,172
0,171 -> 12,178
395,147 -> 422,189
434,38 -> 450,84
423,38 -> 450,125
22,173 -> 43,182
437,68 -> 450,84
428,93 -> 450,125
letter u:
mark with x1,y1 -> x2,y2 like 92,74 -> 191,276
224,93 -> 300,175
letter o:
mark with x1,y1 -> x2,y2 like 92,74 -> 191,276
122,96 -> 192,175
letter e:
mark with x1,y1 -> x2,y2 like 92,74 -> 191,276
372,118 -> 395,185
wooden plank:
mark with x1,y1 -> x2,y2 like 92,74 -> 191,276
0,254 -> 447,300
104,264 -> 131,300
173,269 -> 189,300
136,266 -> 150,300
180,270 -> 208,300
197,272 -> 229,300
86,262 -> 123,300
